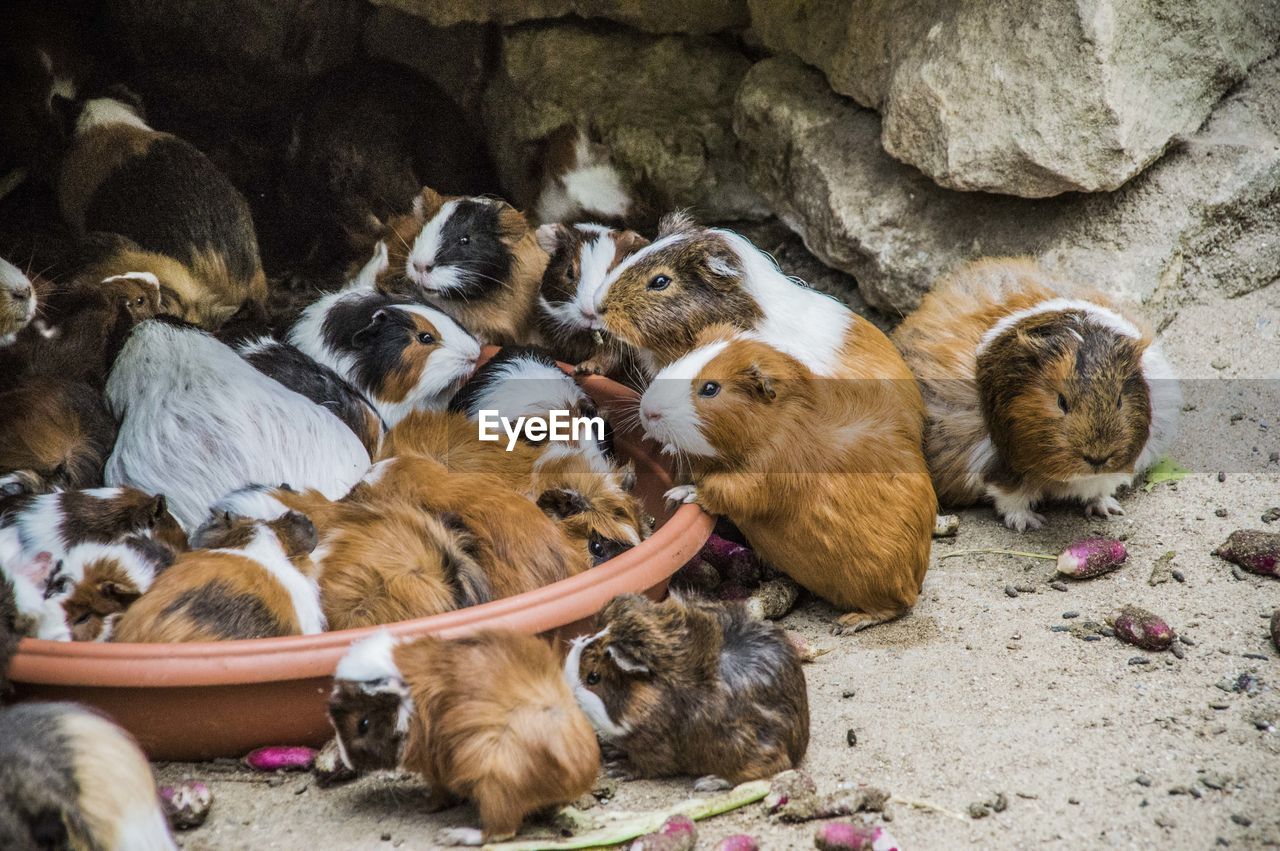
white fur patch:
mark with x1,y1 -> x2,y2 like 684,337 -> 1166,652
105,321 -> 371,530
349,241 -> 389,292
0,256 -> 36,345
594,231 -> 689,310
1134,341 -> 1181,474
563,630 -> 629,739
976,298 -> 1143,357
208,486 -> 291,522
334,630 -> 414,733
465,354 -> 588,424
60,541 -> 162,595
100,271 -> 160,292
223,525 -> 325,635
639,341 -> 728,458
406,199 -> 460,294
75,97 -> 150,135
0,533 -> 71,641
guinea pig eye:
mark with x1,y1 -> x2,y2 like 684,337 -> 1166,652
458,236 -> 470,246
566,265 -> 577,282
648,274 -> 671,291
1057,393 -> 1070,414
698,381 -> 721,398
135,296 -> 145,306
589,538 -> 606,558
416,332 -> 436,345
585,671 -> 601,686
74,612 -> 92,627
357,717 -> 370,735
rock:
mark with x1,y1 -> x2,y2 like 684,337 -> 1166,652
487,23 -> 765,219
748,0 -> 1280,198
368,0 -> 746,34
362,7 -> 492,113
733,55 -> 1280,313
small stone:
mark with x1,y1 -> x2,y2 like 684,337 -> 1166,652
1100,627 -> 1116,637
841,690 -> 856,699
990,793 -> 1008,813
1242,652 -> 1268,660
1270,451 -> 1280,464
1067,797 -> 1080,805
1005,585 -> 1019,598
1231,566 -> 1247,581
1230,814 -> 1252,827
1171,643 -> 1185,659
1128,657 -> 1150,665
1171,569 -> 1185,583
1051,625 -> 1071,632
1209,702 -> 1231,710
1229,413 -> 1245,424
1063,611 -> 1080,619
1049,581 -> 1069,592
968,802 -> 989,819
846,729 -> 858,747
1014,584 -> 1037,594
1135,775 -> 1152,787
1262,507 -> 1280,524
1083,635 -> 1102,642
381,833 -> 392,842
1200,773 -> 1229,790
1215,508 -> 1229,518
1217,470 -> 1228,481
1180,635 -> 1196,646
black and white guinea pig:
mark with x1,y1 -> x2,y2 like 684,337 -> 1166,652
372,187 -> 549,346
0,485 -> 187,563
104,318 -> 372,530
0,538 -> 69,641
49,535 -> 174,642
0,257 -> 37,347
236,336 -> 386,456
0,379 -> 118,492
525,124 -> 636,227
289,245 -> 481,427
0,703 -> 176,851
534,222 -> 649,375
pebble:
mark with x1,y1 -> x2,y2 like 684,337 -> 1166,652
1014,584 -> 1037,594
1212,358 -> 1231,370
1262,507 -> 1280,524
1215,508 -> 1229,518
1100,627 -> 1116,637
1062,611 -> 1079,619
1180,635 -> 1196,646
381,833 -> 392,842
1217,471 -> 1227,482
1067,798 -> 1080,805
1209,702 -> 1230,710
1270,451 -> 1280,464
1242,652 -> 1268,661
846,729 -> 858,747
1128,657 -> 1150,666
1005,585 -> 1019,598
1083,635 -> 1101,642
1171,569 -> 1185,583
841,690 -> 856,699
1051,625 -> 1071,633
1231,566 -> 1247,581
1230,814 -> 1252,827
1200,773 -> 1229,791
1171,643 -> 1186,659
1135,775 -> 1153,787
1049,581 -> 1069,592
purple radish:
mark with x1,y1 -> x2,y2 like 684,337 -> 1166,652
1056,538 -> 1127,579
714,836 -> 761,851
1214,529 -> 1280,577
630,815 -> 697,851
1108,606 -> 1175,651
814,822 -> 898,851
243,746 -> 317,772
159,780 -> 212,830
700,535 -> 763,586
673,558 -> 721,592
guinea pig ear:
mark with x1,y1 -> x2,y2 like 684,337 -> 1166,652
496,202 -> 532,244
613,230 -> 651,256
619,462 -> 637,494
743,363 -> 776,402
535,222 -> 568,255
148,494 -> 169,524
351,309 -> 390,346
656,211 -> 697,240
604,644 -> 650,675
536,488 -> 591,520
412,187 -> 445,223
272,511 -> 319,557
99,580 -> 142,608
15,552 -> 55,589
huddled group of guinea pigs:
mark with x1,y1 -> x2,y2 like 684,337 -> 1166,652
0,46 -> 1181,847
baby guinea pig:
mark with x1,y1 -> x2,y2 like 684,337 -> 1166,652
289,244 -> 481,427
0,702 -> 176,851
0,485 -> 187,563
50,535 -> 174,641
372,187 -> 549,346
525,124 -> 636,228
0,257 -> 37,346
112,511 -> 323,642
566,593 -> 808,789
56,91 -> 266,329
0,379 -> 118,491
534,223 -> 648,376
330,629 -> 599,845
639,325 -> 935,633
893,258 -> 1180,531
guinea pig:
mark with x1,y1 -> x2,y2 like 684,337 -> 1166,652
892,258 -> 1181,531
51,536 -> 174,641
0,485 -> 187,564
289,245 -> 482,427
330,629 -> 599,845
278,59 -> 499,271
0,379 -> 118,491
56,91 -> 266,329
566,593 -> 809,789
350,454 -> 590,596
0,539 -> 69,641
371,187 -> 549,346
524,124 -> 636,228
236,336 -> 386,456
0,257 -> 37,346
112,511 -> 322,642
0,702 -> 176,851
533,222 -> 649,377
639,325 -> 935,633
104,318 -> 372,530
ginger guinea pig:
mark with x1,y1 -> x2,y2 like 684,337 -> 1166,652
566,593 -> 808,789
112,511 -> 322,642
330,629 -> 599,846
893,258 -> 1180,531
0,703 -> 176,851
533,223 -> 648,378
0,485 -> 186,564
289,245 -> 481,427
372,187 -> 549,346
0,257 -> 37,347
56,91 -> 265,329
51,535 -> 174,641
0,379 -> 118,491
639,326 -> 935,632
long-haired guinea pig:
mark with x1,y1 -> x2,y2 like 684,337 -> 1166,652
330,629 -> 599,845
567,593 -> 809,788
524,124 -> 637,228
0,485 -> 187,563
370,187 -> 550,346
893,258 -> 1180,531
0,257 -> 38,346
533,223 -> 649,376
55,90 -> 266,329
351,455 -> 590,596
0,702 -> 176,851
289,245 -> 481,426
112,511 -> 322,642
0,541 -> 70,641
236,336 -> 386,456
49,536 -> 174,641
104,318 -> 372,530
640,326 -> 935,632
279,59 -> 499,270
0,378 -> 118,491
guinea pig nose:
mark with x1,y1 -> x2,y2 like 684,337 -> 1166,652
413,260 -> 432,275
10,286 -> 31,302
1083,454 -> 1110,468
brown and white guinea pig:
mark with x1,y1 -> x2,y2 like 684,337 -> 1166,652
0,257 -> 38,347
893,258 -> 1181,531
524,124 -> 637,228
369,187 -> 550,346
533,223 -> 649,377
49,535 -> 174,641
112,511 -> 322,642
566,593 -> 809,788
0,379 -> 118,491
640,325 -> 935,632
55,90 -> 266,329
236,336 -> 386,456
289,243 -> 482,427
330,629 -> 599,846
0,702 -> 176,851
0,485 -> 187,565
351,455 -> 590,596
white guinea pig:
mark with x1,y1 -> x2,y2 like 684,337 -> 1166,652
0,257 -> 37,347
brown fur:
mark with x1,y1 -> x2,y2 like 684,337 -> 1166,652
0,379 -> 117,490
572,594 -> 808,783
662,327 -> 935,632
0,486 -> 188,555
59,537 -> 173,642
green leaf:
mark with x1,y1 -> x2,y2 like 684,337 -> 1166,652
1141,457 -> 1188,493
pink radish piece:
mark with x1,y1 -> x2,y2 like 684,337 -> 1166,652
1108,606 -> 1175,651
814,822 -> 899,851
1214,529 -> 1280,577
714,835 -> 761,851
1056,538 -> 1127,579
159,780 -> 212,829
243,746 -> 317,772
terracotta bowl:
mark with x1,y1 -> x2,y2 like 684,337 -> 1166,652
7,372 -> 714,760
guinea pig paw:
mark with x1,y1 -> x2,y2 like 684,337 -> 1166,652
573,360 -> 604,376
693,775 -> 733,793
1083,496 -> 1125,519
664,485 -> 700,508
1001,509 -> 1045,533
435,827 -> 485,847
